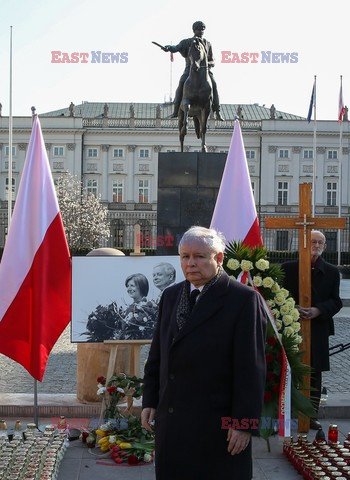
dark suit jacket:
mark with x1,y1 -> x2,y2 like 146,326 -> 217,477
282,257 -> 342,371
142,273 -> 267,480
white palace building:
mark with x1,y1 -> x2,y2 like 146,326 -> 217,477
0,102 -> 349,254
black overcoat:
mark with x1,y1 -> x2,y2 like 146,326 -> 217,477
142,273 -> 267,480
282,257 -> 342,371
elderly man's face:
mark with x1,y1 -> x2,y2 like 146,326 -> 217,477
311,231 -> 326,258
180,243 -> 223,287
153,267 -> 173,291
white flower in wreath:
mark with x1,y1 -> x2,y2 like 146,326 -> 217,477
227,258 -> 240,271
271,308 -> 281,319
284,326 -> 294,337
282,314 -> 293,326
255,259 -> 270,271
97,387 -> 106,395
280,303 -> 292,316
271,282 -> 281,293
117,387 -> 125,393
274,292 -> 286,306
279,288 -> 289,298
230,275 -> 236,281
295,335 -> 303,344
285,297 -> 296,309
109,435 -> 116,444
267,299 -> 276,308
291,308 -> 300,321
253,275 -> 263,287
292,322 -> 301,332
262,276 -> 274,289
143,317 -> 148,322
275,319 -> 282,331
240,260 -> 254,272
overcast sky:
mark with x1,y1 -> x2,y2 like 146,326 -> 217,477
0,0 -> 347,120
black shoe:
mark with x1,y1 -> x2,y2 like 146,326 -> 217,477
215,111 -> 225,121
310,419 -> 322,430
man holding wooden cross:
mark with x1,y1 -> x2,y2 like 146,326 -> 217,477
282,230 -> 342,430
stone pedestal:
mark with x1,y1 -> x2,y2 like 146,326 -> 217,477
76,247 -> 128,403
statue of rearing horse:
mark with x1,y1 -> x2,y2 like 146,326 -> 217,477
178,37 -> 213,153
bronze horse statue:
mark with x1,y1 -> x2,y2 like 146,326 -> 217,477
178,37 -> 213,152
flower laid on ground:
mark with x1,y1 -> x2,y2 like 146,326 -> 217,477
82,373 -> 155,464
224,242 -> 314,439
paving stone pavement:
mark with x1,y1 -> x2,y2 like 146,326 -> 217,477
0,281 -> 349,394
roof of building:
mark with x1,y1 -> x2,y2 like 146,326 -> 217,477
42,102 -> 305,121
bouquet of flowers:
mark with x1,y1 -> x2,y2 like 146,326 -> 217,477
224,242 -> 315,439
86,373 -> 155,465
119,299 -> 158,340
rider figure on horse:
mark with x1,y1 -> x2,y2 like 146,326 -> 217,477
164,21 -> 225,121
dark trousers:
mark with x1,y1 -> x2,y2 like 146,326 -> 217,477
311,370 -> 322,417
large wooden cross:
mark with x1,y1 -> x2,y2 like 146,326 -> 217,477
265,183 -> 346,432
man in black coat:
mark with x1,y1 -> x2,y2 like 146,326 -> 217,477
141,226 -> 267,480
282,230 -> 342,430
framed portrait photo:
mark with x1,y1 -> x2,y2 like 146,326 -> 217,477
72,256 -> 183,342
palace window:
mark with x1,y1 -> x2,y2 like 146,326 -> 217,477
86,178 -> 98,197
53,146 -> 65,156
246,150 -> 256,159
303,150 -> 313,159
5,146 -> 16,156
113,148 -> 124,158
5,177 -> 16,200
112,179 -> 124,203
326,182 -> 337,206
277,181 -> 288,205
139,149 -> 150,158
278,149 -> 289,159
327,150 -> 338,160
276,231 -> 288,250
87,148 -> 98,158
138,179 -> 150,203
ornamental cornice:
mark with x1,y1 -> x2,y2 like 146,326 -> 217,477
45,143 -> 52,150
67,143 -> 76,150
292,146 -> 301,153
128,145 -> 136,152
343,147 -> 349,155
101,144 -> 110,152
316,147 -> 326,154
268,146 -> 277,153
208,146 -> 217,152
153,145 -> 162,152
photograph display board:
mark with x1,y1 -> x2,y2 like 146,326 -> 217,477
72,256 -> 183,342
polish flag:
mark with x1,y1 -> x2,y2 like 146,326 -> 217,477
338,79 -> 345,122
210,119 -> 262,247
0,115 -> 71,381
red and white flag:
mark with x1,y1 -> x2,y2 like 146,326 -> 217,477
338,78 -> 345,122
0,115 -> 71,381
210,119 -> 262,247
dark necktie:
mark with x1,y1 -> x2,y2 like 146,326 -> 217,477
189,289 -> 200,312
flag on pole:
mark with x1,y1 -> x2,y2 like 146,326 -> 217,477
307,79 -> 316,123
338,77 -> 345,122
0,115 -> 71,381
170,52 -> 174,62
210,119 -> 262,247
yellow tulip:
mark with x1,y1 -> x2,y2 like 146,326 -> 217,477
119,442 -> 132,449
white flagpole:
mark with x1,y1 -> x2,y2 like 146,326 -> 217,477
338,75 -> 344,266
8,26 -> 13,231
312,75 -> 317,217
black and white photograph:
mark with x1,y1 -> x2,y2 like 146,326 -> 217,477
72,256 -> 183,342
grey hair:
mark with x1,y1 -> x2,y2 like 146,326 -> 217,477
311,230 -> 326,243
154,262 -> 176,282
178,226 -> 226,254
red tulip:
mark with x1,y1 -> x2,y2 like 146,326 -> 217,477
128,454 -> 139,465
267,336 -> 277,346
